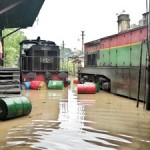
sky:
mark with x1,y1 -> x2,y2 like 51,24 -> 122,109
22,0 -> 147,50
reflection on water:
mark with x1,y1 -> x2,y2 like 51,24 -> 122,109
1,84 -> 150,150
58,90 -> 85,132
5,120 -> 132,150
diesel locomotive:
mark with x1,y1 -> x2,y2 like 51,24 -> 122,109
78,13 -> 149,102
20,37 -> 68,85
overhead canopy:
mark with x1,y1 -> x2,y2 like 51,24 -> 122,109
0,0 -> 45,30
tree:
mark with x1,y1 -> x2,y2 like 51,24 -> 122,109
59,47 -> 80,76
59,47 -> 74,58
2,28 -> 27,67
130,24 -> 139,29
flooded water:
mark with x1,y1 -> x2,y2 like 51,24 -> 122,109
0,79 -> 150,150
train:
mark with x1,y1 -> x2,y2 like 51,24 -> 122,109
78,13 -> 149,102
20,37 -> 68,86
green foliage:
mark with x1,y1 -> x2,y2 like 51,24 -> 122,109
59,58 -> 78,76
130,24 -> 139,29
59,47 -> 74,58
2,28 -> 27,67
59,47 -> 78,75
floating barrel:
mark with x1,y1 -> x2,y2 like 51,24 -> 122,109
77,84 -> 96,94
60,78 -> 68,87
0,96 -> 32,120
67,79 -> 71,85
62,79 -> 71,87
84,82 -> 100,92
22,82 -> 31,89
95,82 -> 101,92
73,79 -> 79,84
84,82 -> 95,85
48,80 -> 64,90
30,81 -> 47,90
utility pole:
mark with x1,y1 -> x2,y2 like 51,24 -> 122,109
146,0 -> 150,110
62,40 -> 65,54
81,31 -> 85,52
62,41 -> 65,70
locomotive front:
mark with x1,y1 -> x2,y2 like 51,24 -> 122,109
20,37 -> 68,86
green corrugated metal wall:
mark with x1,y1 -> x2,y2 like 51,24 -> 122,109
96,43 -> 147,67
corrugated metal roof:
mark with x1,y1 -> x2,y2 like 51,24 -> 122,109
0,0 -> 45,29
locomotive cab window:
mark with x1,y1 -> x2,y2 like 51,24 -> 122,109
21,43 -> 37,55
87,54 -> 97,66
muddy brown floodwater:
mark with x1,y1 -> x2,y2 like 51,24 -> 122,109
0,78 -> 150,150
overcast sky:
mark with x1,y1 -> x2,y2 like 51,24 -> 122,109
22,0 -> 147,50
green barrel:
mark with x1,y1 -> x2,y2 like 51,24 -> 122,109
95,82 -> 101,92
0,96 -> 32,120
48,80 -> 64,90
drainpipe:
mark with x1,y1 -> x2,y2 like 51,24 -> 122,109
137,41 -> 145,108
146,0 -> 150,110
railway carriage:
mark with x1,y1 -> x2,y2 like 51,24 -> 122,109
78,13 -> 148,101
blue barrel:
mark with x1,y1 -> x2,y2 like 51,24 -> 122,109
0,96 -> 32,120
22,82 -> 31,89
